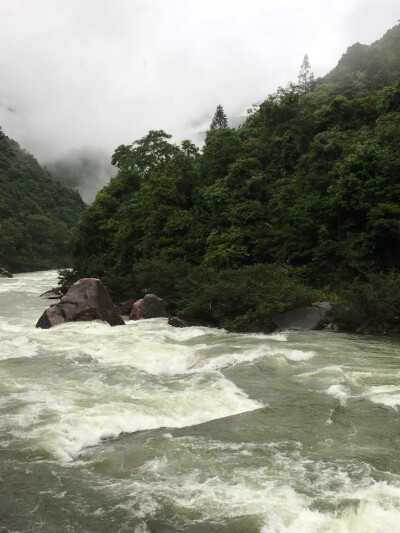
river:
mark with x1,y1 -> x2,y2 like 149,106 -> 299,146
0,271 -> 399,532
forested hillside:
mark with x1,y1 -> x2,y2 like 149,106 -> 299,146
64,24 -> 400,331
0,128 -> 85,272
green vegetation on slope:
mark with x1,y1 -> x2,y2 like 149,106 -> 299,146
0,128 -> 86,272
64,24 -> 400,331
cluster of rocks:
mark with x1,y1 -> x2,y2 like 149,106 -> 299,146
0,268 -> 13,278
36,278 -> 186,330
36,278 -> 397,336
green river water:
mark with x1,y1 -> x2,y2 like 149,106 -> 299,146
0,271 -> 399,532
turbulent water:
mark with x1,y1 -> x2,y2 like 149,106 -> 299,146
0,271 -> 399,532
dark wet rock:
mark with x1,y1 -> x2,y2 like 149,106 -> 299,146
36,278 -> 125,329
36,305 -> 66,329
272,307 -> 324,331
312,301 -> 333,320
129,294 -> 168,320
356,319 -> 387,336
168,317 -> 187,328
0,269 -> 13,278
331,305 -> 365,331
59,286 -> 70,295
115,298 -> 136,316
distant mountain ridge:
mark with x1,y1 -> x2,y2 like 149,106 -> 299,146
322,23 -> 400,89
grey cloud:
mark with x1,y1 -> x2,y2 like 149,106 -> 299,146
0,103 -> 17,114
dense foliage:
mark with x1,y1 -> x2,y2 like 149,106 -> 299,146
0,129 -> 85,272
65,24 -> 400,331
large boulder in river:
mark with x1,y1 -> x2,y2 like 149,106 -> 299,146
36,278 -> 125,329
272,307 -> 325,331
129,294 -> 168,320
0,269 -> 13,278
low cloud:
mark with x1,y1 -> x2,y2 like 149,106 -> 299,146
0,0 -> 398,199
46,149 -> 116,204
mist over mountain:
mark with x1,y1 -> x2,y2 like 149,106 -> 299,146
0,0 -> 398,190
192,112 -> 247,145
46,149 -> 116,204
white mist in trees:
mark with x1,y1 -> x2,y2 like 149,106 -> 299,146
210,105 -> 228,130
297,54 -> 315,93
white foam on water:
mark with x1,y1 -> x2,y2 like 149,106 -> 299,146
325,384 -> 351,406
107,446 -> 400,533
133,524 -> 151,533
121,468 -> 303,525
296,363 -> 400,410
84,337 -> 199,376
0,270 -> 59,294
4,373 -> 262,462
23,319 -> 280,376
279,349 -> 315,362
0,335 -> 39,360
368,391 -> 400,409
192,345 -> 273,372
75,329 -> 301,375
243,332 -> 288,342
261,482 -> 400,533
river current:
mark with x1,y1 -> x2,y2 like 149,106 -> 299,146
0,271 -> 399,532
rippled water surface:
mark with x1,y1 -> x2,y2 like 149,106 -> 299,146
1,271 -> 399,532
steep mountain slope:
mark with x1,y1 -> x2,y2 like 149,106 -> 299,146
0,127 -> 86,272
322,23 -> 400,89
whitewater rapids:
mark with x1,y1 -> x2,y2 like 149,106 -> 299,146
0,271 -> 399,532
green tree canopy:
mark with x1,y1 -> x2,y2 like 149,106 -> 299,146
64,23 -> 400,331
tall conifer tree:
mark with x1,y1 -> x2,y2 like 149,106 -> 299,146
210,105 -> 228,130
297,54 -> 315,92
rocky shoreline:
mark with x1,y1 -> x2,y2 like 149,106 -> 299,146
34,277 -> 400,337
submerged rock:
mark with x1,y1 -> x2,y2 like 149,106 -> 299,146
272,306 -> 325,331
36,278 -> 125,329
0,269 -> 13,278
39,289 -> 63,299
129,294 -> 168,320
168,317 -> 187,328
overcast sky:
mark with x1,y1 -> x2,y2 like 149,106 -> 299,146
0,0 -> 398,166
